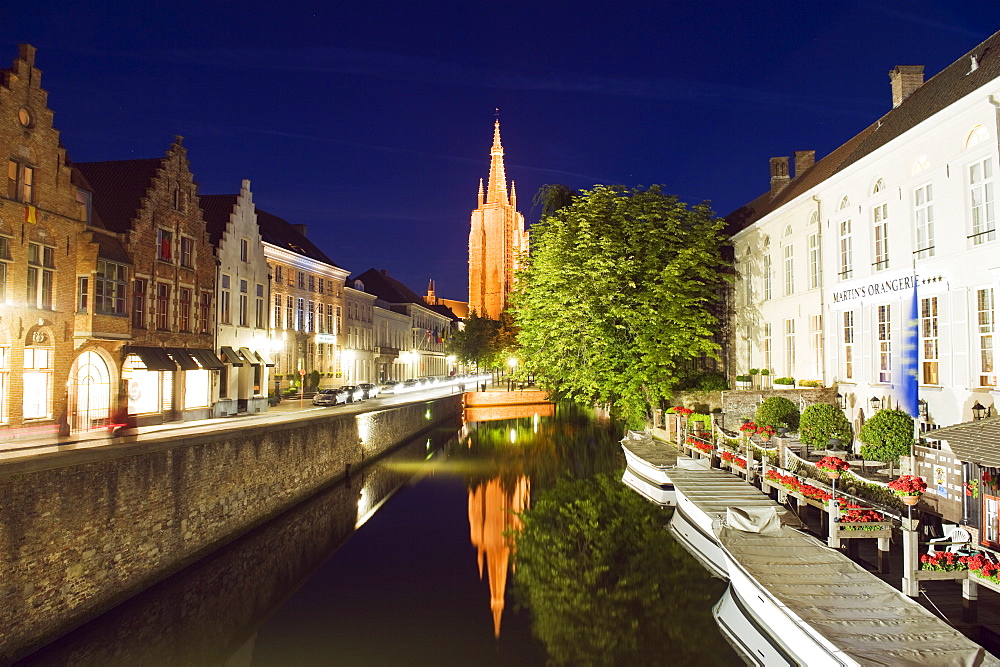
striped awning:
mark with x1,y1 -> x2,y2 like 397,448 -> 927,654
166,348 -> 200,371
188,348 -> 225,370
219,346 -> 247,366
127,346 -> 177,372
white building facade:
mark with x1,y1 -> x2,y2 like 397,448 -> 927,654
729,39 -> 1000,439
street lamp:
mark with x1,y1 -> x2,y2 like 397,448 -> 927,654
507,357 -> 518,391
835,393 -> 845,409
869,396 -> 883,412
918,398 -> 928,418
972,401 -> 987,421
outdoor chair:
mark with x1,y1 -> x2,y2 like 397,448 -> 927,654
927,525 -> 972,554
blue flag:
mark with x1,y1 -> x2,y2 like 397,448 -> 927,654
896,277 -> 919,417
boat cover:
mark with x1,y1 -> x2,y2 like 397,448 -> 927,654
726,506 -> 783,536
718,525 -> 998,666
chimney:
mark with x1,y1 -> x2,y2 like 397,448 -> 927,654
793,151 -> 815,178
889,65 -> 924,108
291,223 -> 307,237
770,157 -> 790,199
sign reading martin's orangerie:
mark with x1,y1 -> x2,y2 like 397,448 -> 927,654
468,120 -> 529,319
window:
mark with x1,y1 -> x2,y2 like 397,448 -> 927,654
22,346 -> 51,419
239,279 -> 249,327
979,288 -> 996,387
318,278 -> 325,295
872,202 -> 889,270
240,238 -> 249,262
921,296 -> 939,384
274,293 -> 282,329
26,243 -> 54,309
806,233 -> 821,289
308,275 -> 315,292
970,157 -> 996,244
157,229 -> 173,261
78,277 -> 89,312
95,260 -> 128,314
296,298 -> 305,331
180,237 -> 194,268
326,304 -> 334,334
336,306 -> 342,335
178,288 -> 192,331
843,311 -> 855,380
307,299 -> 315,332
872,178 -> 885,194
7,160 -> 34,203
220,274 -> 231,325
275,265 -> 283,284
255,283 -> 265,329
967,126 -> 989,149
743,261 -> 754,305
763,255 -> 772,300
199,292 -> 211,334
914,184 -> 934,258
297,272 -> 305,290
783,244 -> 794,295
0,236 -> 8,302
784,319 -> 795,375
811,314 -> 823,376
878,305 -> 891,382
132,279 -> 147,328
156,283 -> 171,330
285,295 -> 293,329
839,219 -> 853,278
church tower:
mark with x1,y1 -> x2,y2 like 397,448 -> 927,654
468,119 -> 528,319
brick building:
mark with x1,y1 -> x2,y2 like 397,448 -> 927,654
468,120 -> 528,319
75,139 -> 219,426
0,45 -> 131,438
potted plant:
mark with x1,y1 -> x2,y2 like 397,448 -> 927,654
735,374 -> 751,385
888,475 -> 927,506
773,377 -> 795,389
799,403 -> 852,454
967,479 -> 981,499
816,455 -> 850,479
775,422 -> 789,437
859,408 -> 915,477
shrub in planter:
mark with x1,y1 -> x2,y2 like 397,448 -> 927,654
799,403 -> 852,452
773,377 -> 795,385
755,396 -> 800,430
688,413 -> 713,431
735,375 -> 751,383
798,379 -> 822,387
760,369 -> 770,376
858,408 -> 914,476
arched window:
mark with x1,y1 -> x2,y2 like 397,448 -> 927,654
809,211 -> 819,225
967,125 -> 989,149
872,178 -> 885,194
838,196 -> 851,211
912,156 -> 930,176
783,225 -> 793,237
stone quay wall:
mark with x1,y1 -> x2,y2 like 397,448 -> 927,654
0,395 -> 462,662
721,387 -> 838,431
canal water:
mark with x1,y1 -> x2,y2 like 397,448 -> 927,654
22,404 -> 735,666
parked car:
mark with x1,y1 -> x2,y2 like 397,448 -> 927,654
359,382 -> 380,399
338,385 -> 364,402
399,379 -> 420,392
378,381 -> 398,395
312,388 -> 346,406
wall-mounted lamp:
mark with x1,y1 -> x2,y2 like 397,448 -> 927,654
918,398 -> 928,418
835,393 -> 846,409
870,396 -> 883,412
972,401 -> 987,421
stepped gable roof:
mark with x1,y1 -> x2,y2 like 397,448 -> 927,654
726,28 -> 1000,234
255,207 -> 340,267
354,268 -> 426,306
198,193 -> 238,246
72,158 -> 163,233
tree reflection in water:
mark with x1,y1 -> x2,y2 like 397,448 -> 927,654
513,474 -> 732,666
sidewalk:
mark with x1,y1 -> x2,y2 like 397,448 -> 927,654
0,384 -> 469,464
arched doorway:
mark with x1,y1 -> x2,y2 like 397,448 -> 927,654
70,350 -> 112,433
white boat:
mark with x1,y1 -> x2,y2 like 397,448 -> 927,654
621,467 -> 675,507
619,430 -> 674,486
712,584 -> 797,666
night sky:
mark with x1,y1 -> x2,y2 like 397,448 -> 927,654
5,2 -> 1000,301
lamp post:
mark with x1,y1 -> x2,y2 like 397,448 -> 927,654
972,401 -> 987,421
835,393 -> 846,410
507,357 -> 517,391
869,395 -> 882,413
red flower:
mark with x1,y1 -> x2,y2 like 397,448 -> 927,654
888,475 -> 927,496
816,456 -> 850,473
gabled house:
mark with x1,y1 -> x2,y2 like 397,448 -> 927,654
201,181 -> 273,415
75,138 -> 219,426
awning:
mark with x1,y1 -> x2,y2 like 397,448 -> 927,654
166,348 -> 200,371
923,416 -> 1000,467
240,347 -> 263,366
127,346 -> 177,372
253,349 -> 275,367
188,348 -> 225,370
219,346 -> 246,366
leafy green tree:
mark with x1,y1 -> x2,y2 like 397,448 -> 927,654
799,403 -> 852,451
859,408 -> 914,475
755,396 -> 800,430
447,310 -> 500,371
513,185 -> 730,426
532,183 -> 577,218
514,474 -> 731,665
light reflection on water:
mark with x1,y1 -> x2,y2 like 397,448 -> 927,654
22,405 -> 734,666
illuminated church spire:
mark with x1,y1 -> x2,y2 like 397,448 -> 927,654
486,119 -> 508,204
